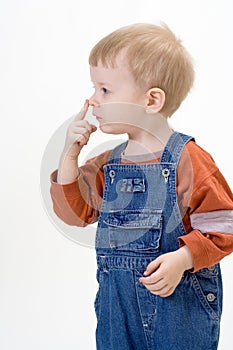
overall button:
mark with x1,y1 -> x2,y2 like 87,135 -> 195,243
162,168 -> 170,183
109,170 -> 116,183
206,293 -> 216,302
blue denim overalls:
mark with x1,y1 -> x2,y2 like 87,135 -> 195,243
94,132 -> 222,350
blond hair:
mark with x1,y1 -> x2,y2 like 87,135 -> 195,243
89,23 -> 194,117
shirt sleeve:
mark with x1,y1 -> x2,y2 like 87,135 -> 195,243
177,141 -> 233,272
50,140 -> 233,273
50,150 -> 111,226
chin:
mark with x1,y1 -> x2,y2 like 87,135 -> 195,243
99,123 -> 125,135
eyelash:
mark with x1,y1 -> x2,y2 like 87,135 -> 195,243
102,87 -> 110,94
92,86 -> 111,95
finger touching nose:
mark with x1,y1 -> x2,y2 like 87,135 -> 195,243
89,94 -> 98,106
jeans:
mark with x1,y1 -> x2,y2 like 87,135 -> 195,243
95,132 -> 222,350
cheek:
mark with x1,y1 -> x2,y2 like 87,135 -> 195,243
119,85 -> 146,104
131,94 -> 146,106
96,102 -> 145,119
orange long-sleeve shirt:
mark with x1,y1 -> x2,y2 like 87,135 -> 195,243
50,140 -> 233,272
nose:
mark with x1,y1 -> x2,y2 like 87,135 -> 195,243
89,92 -> 98,106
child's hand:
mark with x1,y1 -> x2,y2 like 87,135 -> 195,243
139,246 -> 193,298
63,99 -> 97,159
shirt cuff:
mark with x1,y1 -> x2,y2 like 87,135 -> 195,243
50,170 -> 80,199
178,230 -> 210,272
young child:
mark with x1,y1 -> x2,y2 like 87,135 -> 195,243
50,23 -> 233,350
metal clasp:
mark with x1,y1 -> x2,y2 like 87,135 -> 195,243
162,168 -> 170,183
109,169 -> 116,184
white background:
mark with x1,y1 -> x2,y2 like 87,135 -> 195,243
0,0 -> 233,349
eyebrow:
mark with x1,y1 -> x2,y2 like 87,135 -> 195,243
91,81 -> 112,86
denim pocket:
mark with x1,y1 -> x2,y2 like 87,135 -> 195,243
104,209 -> 162,251
191,265 -> 222,321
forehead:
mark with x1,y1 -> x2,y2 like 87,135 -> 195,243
90,54 -> 134,85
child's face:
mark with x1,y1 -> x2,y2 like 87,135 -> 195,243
89,54 -> 148,134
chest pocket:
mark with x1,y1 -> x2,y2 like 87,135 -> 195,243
103,209 -> 162,252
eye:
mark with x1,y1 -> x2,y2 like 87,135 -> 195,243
102,87 -> 111,94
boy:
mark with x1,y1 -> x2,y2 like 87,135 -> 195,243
50,23 -> 233,349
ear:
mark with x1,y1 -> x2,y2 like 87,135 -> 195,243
146,87 -> 165,114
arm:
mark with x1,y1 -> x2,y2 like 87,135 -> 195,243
57,100 -> 97,184
50,151 -> 110,226
50,100 -> 99,226
178,170 -> 233,271
140,142 -> 233,297
177,142 -> 233,272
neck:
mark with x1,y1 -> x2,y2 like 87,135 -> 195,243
125,113 -> 173,156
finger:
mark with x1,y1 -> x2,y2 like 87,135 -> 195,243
143,282 -> 167,294
140,278 -> 168,294
75,131 -> 92,146
77,130 -> 92,144
152,286 -> 175,298
75,125 -> 97,137
143,257 -> 161,276
79,125 -> 97,142
91,125 -> 97,132
71,124 -> 91,133
147,279 -> 166,291
72,120 -> 97,133
69,125 -> 96,146
74,99 -> 89,121
139,273 -> 163,286
78,135 -> 89,146
69,128 -> 89,141
150,283 -> 170,294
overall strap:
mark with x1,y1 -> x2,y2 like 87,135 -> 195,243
108,141 -> 128,164
108,132 -> 194,165
160,131 -> 195,165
